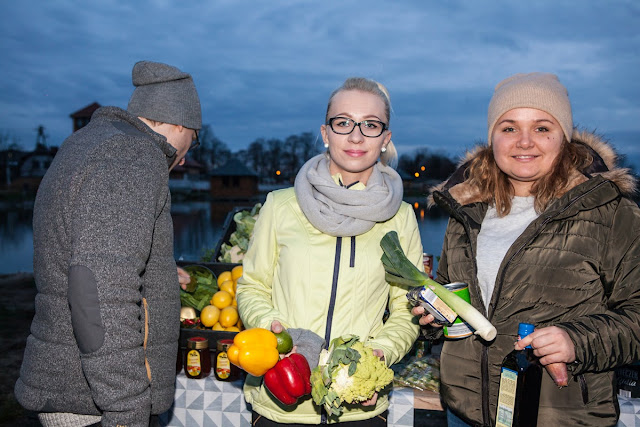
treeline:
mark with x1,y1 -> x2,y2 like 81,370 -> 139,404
398,148 -> 458,182
190,124 -> 459,184
188,125 -> 322,183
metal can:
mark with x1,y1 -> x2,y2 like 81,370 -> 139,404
442,282 -> 474,339
422,253 -> 434,278
406,285 -> 457,324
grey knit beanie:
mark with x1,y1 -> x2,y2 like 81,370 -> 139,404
127,61 -> 201,130
487,72 -> 572,145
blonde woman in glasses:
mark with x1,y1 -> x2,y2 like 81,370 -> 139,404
236,77 -> 423,426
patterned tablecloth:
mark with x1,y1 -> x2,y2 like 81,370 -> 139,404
617,393 -> 640,427
159,372 -> 639,426
159,372 -> 415,427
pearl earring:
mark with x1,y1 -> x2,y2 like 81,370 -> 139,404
324,143 -> 329,149
381,146 -> 387,153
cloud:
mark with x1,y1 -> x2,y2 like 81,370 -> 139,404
0,1 -> 638,159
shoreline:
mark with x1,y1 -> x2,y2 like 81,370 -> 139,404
0,271 -> 39,425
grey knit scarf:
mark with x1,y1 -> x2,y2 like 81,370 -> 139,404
294,154 -> 403,237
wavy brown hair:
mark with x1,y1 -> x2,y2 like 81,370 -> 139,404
465,139 -> 593,216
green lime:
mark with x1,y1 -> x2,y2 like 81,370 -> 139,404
275,330 -> 293,354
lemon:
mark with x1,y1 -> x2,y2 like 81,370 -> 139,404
212,322 -> 225,331
199,305 -> 220,327
219,280 -> 235,297
219,306 -> 239,328
211,290 -> 233,309
231,265 -> 243,281
274,330 -> 293,354
225,326 -> 240,332
217,271 -> 232,286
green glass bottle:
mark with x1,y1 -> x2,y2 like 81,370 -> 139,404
496,323 -> 543,427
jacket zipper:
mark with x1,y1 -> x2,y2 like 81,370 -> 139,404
457,216 -> 491,426
350,237 -> 356,267
321,237 -> 343,424
323,237 -> 343,347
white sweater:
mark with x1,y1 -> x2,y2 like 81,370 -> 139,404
476,196 -> 539,311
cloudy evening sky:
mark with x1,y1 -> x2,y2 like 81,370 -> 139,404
1,1 -> 639,165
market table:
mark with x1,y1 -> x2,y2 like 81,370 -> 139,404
158,372 -> 640,427
159,372 -> 419,426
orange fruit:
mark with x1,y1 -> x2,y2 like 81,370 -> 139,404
219,306 -> 239,328
212,322 -> 225,331
199,305 -> 220,328
231,265 -> 243,281
217,271 -> 232,286
219,280 -> 235,297
225,326 -> 240,332
211,290 -> 233,309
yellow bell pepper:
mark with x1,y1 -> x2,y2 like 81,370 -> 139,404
227,327 -> 280,377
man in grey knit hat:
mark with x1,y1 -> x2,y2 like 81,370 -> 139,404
15,60 -> 202,427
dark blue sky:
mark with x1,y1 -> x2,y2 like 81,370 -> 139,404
1,1 -> 639,165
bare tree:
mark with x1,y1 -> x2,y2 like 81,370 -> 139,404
189,124 -> 231,169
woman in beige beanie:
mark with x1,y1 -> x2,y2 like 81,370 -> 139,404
413,72 -> 640,426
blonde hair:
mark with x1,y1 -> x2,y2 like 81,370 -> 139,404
465,139 -> 593,215
326,77 -> 397,168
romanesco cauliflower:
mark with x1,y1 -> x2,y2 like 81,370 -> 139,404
310,335 -> 394,416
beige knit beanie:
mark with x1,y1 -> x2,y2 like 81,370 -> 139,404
487,72 -> 573,145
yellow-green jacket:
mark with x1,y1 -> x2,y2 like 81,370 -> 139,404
236,186 -> 422,424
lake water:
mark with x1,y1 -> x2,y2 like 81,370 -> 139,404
0,200 -> 449,275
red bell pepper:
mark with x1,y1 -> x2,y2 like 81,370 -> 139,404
264,353 -> 312,405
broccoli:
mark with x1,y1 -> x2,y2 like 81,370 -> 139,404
310,335 -> 394,416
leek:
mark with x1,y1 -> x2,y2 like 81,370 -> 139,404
380,231 -> 497,341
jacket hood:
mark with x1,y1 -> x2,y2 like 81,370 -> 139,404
429,129 -> 637,207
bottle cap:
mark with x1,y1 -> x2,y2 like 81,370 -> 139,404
518,323 -> 535,339
187,336 -> 209,350
217,338 -> 234,352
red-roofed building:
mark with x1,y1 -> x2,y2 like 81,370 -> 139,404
70,102 -> 101,132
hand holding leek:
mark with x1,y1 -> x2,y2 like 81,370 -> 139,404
380,231 -> 497,341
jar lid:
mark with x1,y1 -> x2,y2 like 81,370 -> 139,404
187,336 -> 209,350
217,338 -> 234,352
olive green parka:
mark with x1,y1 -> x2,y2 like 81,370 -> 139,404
430,130 -> 640,426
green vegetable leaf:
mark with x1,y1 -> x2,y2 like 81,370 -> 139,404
310,368 -> 327,405
310,335 -> 396,417
217,203 -> 262,262
179,265 -> 218,311
348,361 -> 357,376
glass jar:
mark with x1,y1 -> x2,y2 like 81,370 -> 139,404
184,337 -> 211,379
214,339 -> 241,381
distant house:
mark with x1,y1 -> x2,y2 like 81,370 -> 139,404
2,145 -> 58,193
209,157 -> 259,199
0,148 -> 25,189
1,102 -> 100,194
169,157 -> 209,193
70,102 -> 101,132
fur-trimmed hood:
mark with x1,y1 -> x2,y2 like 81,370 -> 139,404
429,129 -> 637,207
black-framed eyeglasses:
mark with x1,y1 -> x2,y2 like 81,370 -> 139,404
189,129 -> 200,151
326,116 -> 388,138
